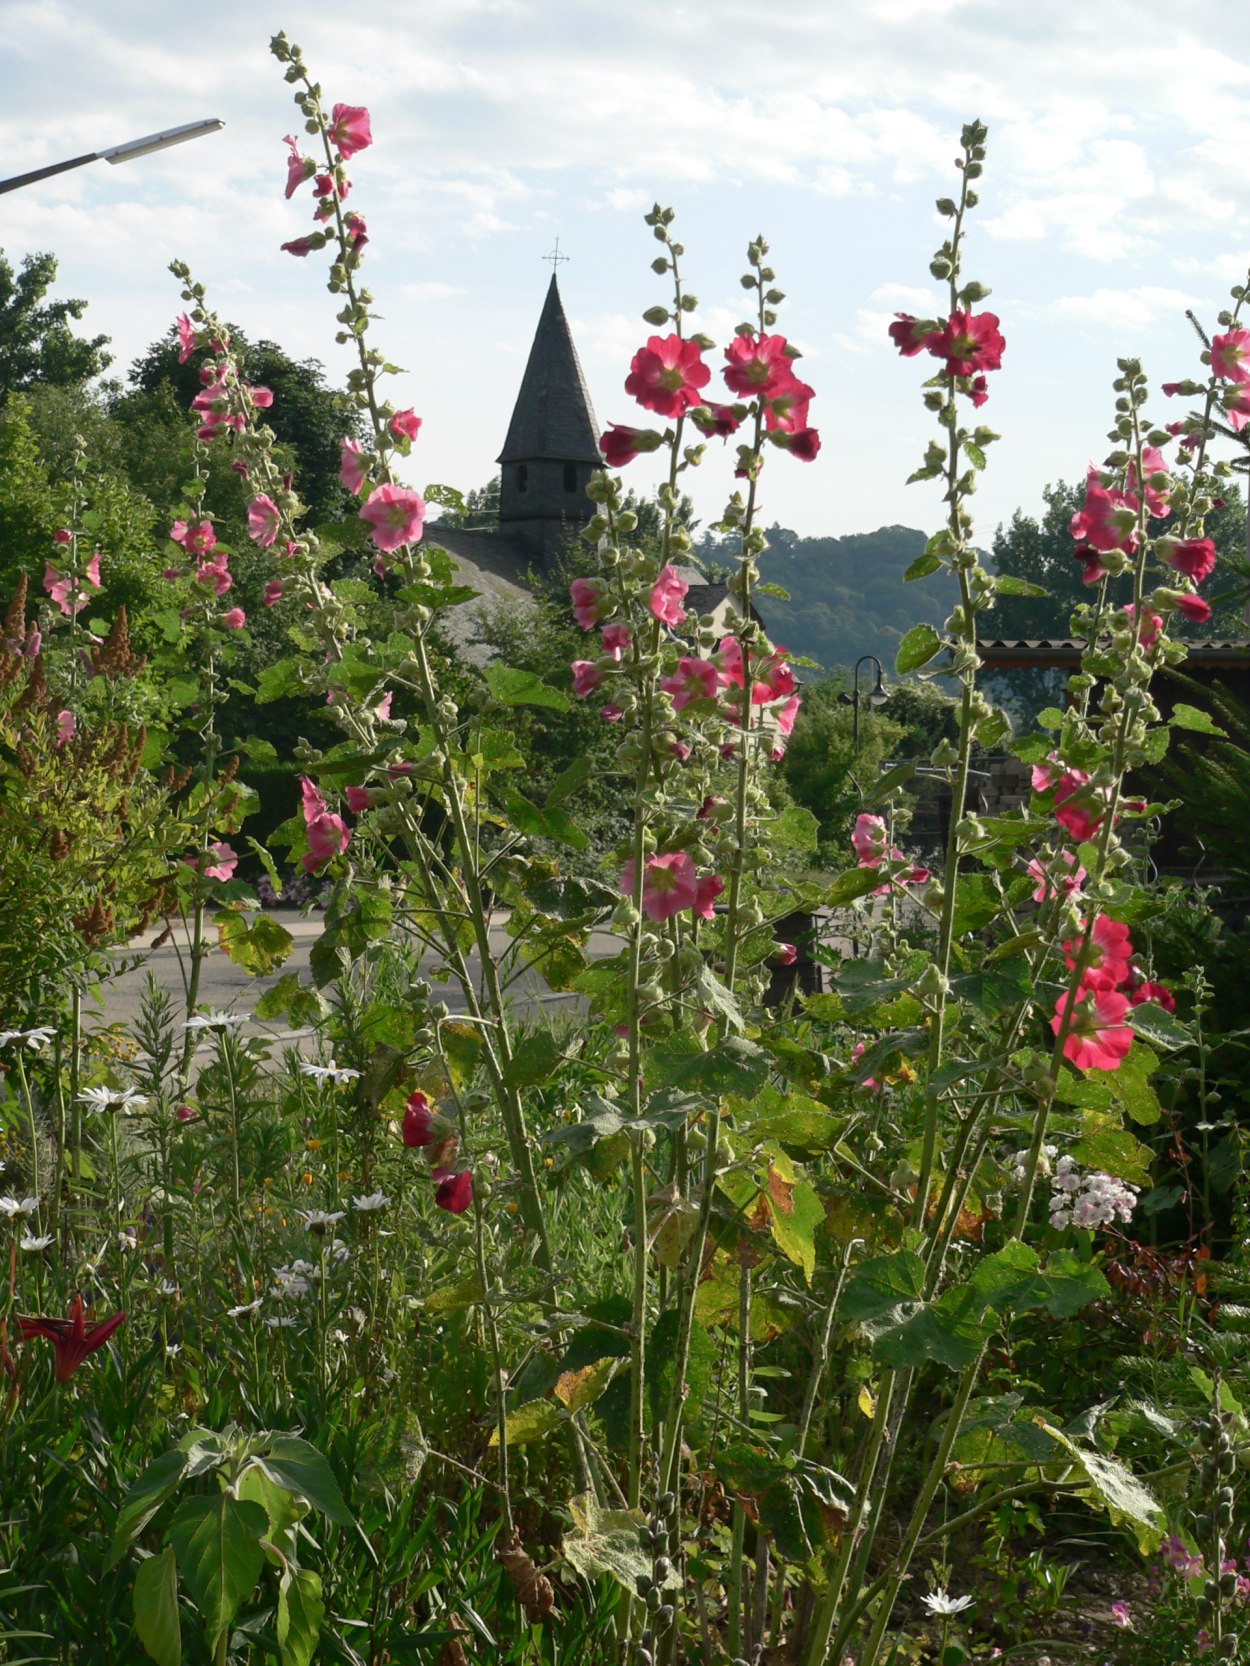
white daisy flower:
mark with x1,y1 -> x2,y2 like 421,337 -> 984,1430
0,1026 -> 55,1051
352,1191 -> 391,1213
183,1011 -> 247,1033
79,1085 -> 148,1116
298,1060 -> 361,1085
0,1196 -> 40,1218
299,1208 -> 346,1235
920,1590 -> 974,1616
227,1297 -> 264,1318
19,1233 -> 54,1252
263,1315 -> 299,1329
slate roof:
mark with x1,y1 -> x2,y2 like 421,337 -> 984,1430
978,636 -> 1250,667
497,275 -> 602,466
423,525 -> 535,666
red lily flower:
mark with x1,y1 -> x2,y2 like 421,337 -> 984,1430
16,1293 -> 127,1380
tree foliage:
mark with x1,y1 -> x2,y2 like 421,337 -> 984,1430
0,249 -> 112,399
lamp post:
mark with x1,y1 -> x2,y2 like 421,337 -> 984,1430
840,654 -> 890,763
0,119 -> 225,196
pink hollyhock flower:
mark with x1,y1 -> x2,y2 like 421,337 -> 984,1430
1064,914 -> 1134,990
53,528 -> 72,545
43,565 -> 77,617
766,378 -> 814,434
693,874 -> 725,920
344,786 -> 378,813
968,375 -> 990,407
344,212 -> 368,249
339,437 -> 367,494
175,1104 -> 199,1123
312,171 -> 347,202
625,334 -> 710,419
689,402 -> 744,439
390,409 -> 422,442
1223,389 -> 1250,432
570,577 -> 610,630
851,1041 -> 882,1093
724,333 -> 801,400
359,484 -> 426,552
187,841 -> 238,882
374,692 -> 392,722
1075,546 -> 1109,585
1070,473 -> 1139,554
601,623 -> 630,660
925,311 -> 1005,377
698,795 -> 728,821
433,1168 -> 473,1214
782,427 -> 822,462
56,709 -> 76,747
283,135 -> 313,198
246,384 -> 273,410
221,608 -> 246,629
715,634 -> 745,688
196,554 -> 232,596
280,235 -> 325,258
1053,772 -> 1107,843
1052,987 -> 1133,1072
774,694 -> 800,738
1160,537 -> 1217,584
402,1090 -> 436,1147
668,740 -> 691,762
15,1293 -> 127,1382
176,313 -> 197,363
1110,1602 -> 1131,1629
247,494 -> 281,548
263,581 -> 284,608
1031,752 -> 1062,792
84,553 -> 101,589
328,103 -> 372,159
888,313 -> 937,356
600,423 -> 662,467
1124,603 -> 1163,650
1129,979 -> 1176,1013
1211,329 -> 1250,383
1027,849 -> 1086,904
852,813 -> 889,865
753,649 -> 795,704
661,656 -> 719,710
619,851 -> 699,922
600,704 -> 624,722
571,660 -> 601,698
774,942 -> 797,965
191,378 -> 227,412
1127,446 -> 1171,519
299,776 -> 350,874
650,565 -> 688,627
1173,591 -> 1212,624
171,519 -> 218,556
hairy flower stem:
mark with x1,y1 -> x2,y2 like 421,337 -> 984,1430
796,1239 -> 861,1458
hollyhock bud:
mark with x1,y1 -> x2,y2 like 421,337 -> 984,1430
281,233 -> 327,258
402,1090 -> 436,1147
433,1168 -> 473,1214
600,423 -> 663,467
359,484 -> 426,552
888,313 -> 938,356
175,1104 -> 199,1123
570,577 -> 610,630
328,103 -> 373,159
650,565 -> 688,627
774,943 -> 798,965
1159,537 -> 1217,584
339,437 -> 368,494
221,608 -> 246,629
571,660 -> 601,697
390,409 -> 422,442
53,528 -> 72,545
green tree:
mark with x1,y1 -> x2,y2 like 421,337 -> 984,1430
780,677 -> 903,866
0,249 -> 111,399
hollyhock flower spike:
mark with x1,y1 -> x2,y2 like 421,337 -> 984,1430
359,483 -> 426,552
328,103 -> 372,159
16,1293 -> 127,1381
1052,987 -> 1133,1072
650,565 -> 688,627
625,335 -> 710,419
620,852 -> 699,922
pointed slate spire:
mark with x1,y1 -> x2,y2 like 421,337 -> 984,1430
498,274 -> 601,467
497,274 -> 602,565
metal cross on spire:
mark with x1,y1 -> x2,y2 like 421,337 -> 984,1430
542,236 -> 569,274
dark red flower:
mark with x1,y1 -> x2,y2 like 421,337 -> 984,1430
625,335 -> 710,419
433,1169 -> 473,1214
888,313 -> 938,357
925,311 -> 1005,378
16,1294 -> 127,1381
403,1090 -> 436,1148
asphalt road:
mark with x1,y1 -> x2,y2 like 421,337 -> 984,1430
100,910 -> 622,1055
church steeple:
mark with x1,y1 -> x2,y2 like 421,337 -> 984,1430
497,273 -> 601,566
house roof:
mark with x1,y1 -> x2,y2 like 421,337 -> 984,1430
497,275 -> 602,467
978,637 -> 1250,669
424,525 -> 535,666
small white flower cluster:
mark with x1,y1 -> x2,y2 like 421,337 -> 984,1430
1010,1144 -> 1058,1185
273,1240 -> 350,1298
1048,1156 -> 1138,1231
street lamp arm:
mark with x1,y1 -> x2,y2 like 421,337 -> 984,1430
0,119 -> 224,196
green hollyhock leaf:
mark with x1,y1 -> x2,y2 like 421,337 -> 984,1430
133,1545 -> 181,1666
896,623 -> 943,674
167,1495 -> 267,1652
